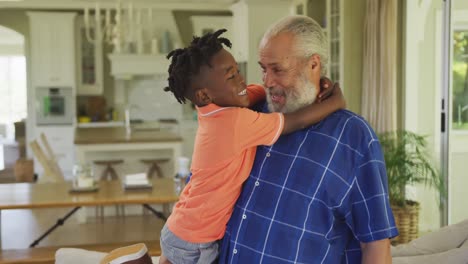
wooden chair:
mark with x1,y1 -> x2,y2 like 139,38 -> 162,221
40,133 -> 64,179
29,139 -> 64,182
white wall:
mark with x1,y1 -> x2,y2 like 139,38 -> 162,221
0,25 -> 23,55
0,44 -> 22,55
404,0 -> 442,232
0,144 -> 4,171
453,0 -> 468,9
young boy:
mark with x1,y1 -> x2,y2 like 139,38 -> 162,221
159,29 -> 345,264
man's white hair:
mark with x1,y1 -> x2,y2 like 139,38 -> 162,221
261,15 -> 329,76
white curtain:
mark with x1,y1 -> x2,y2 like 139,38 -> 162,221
361,0 -> 398,133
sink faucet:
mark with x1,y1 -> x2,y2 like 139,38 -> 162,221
124,104 -> 140,137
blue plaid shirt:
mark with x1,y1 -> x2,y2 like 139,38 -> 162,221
219,109 -> 398,264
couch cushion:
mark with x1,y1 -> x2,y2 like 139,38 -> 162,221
393,247 -> 468,264
55,248 -> 160,264
392,218 -> 468,257
55,248 -> 106,264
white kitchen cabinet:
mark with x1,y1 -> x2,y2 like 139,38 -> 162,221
34,126 -> 75,179
28,12 -> 76,87
76,16 -> 104,95
108,54 -> 169,78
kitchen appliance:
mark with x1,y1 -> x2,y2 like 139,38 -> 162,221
36,87 -> 74,125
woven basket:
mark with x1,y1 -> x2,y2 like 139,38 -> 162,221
391,202 -> 420,245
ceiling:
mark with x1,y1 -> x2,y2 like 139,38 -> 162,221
0,0 -> 241,10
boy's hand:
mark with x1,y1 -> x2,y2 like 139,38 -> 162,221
317,77 -> 336,103
317,77 -> 346,109
330,83 -> 346,109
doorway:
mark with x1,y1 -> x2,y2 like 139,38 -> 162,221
447,0 -> 468,225
404,0 -> 468,231
0,25 -> 27,182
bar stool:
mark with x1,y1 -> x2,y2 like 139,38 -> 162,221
140,158 -> 169,179
94,160 -> 123,181
93,159 -> 124,218
140,158 -> 169,215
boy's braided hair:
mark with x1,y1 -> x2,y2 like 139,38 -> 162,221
164,28 -> 232,104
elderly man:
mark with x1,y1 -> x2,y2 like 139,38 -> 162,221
219,15 -> 398,264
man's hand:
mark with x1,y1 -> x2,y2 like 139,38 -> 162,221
361,239 -> 392,264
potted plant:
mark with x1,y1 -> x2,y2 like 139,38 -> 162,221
378,130 -> 445,244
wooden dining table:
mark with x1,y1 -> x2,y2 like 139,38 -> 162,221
0,178 -> 179,248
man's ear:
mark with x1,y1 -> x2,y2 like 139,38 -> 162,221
194,88 -> 212,106
309,54 -> 321,75
304,54 -> 321,85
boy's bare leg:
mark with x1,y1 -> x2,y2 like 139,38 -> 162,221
158,254 -> 172,264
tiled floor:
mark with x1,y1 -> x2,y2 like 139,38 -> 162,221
1,207 -> 164,250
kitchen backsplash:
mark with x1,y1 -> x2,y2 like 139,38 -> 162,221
127,77 -> 184,121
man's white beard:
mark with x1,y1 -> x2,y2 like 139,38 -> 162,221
267,75 -> 318,113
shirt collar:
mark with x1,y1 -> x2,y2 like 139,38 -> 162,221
196,103 -> 233,117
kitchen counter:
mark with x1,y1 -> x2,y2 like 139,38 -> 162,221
74,128 -> 183,177
76,121 -> 125,128
74,127 -> 182,145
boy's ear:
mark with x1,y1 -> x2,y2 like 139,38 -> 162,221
194,88 -> 212,106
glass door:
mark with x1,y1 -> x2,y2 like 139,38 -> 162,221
447,0 -> 468,225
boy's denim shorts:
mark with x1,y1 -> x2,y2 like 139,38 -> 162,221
160,224 -> 219,264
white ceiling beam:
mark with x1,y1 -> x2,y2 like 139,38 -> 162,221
0,0 -> 233,11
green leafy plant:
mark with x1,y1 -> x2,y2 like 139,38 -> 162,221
378,131 -> 445,207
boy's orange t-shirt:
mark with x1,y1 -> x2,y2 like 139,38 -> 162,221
167,84 -> 284,243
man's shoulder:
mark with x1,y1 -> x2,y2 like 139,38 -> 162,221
316,109 -> 378,145
321,109 -> 370,128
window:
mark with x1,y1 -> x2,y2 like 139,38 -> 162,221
453,30 -> 468,130
328,0 -> 341,84
0,56 -> 27,130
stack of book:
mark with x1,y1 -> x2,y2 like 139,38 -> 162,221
123,173 -> 152,189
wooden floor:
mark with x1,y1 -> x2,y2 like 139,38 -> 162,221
1,207 -> 164,249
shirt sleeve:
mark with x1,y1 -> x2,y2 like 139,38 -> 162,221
233,107 -> 284,151
344,140 -> 399,243
247,84 -> 266,107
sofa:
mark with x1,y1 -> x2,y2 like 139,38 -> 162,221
55,248 -> 160,264
392,218 -> 468,264
55,219 -> 468,264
